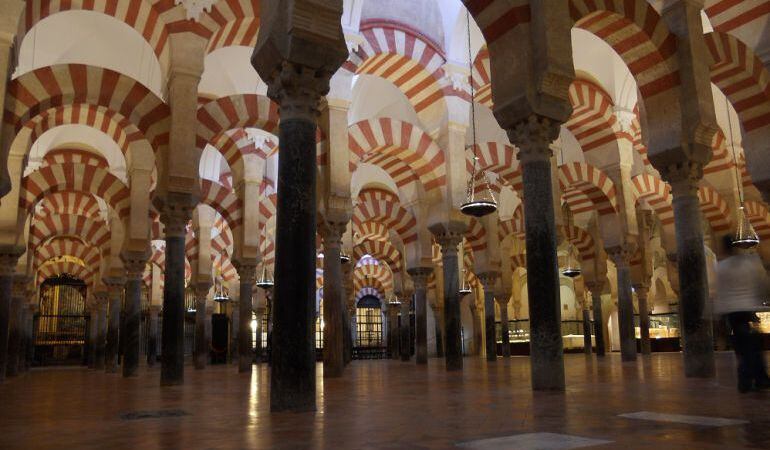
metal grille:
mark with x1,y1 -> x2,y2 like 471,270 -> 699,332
35,276 -> 88,365
356,307 -> 383,347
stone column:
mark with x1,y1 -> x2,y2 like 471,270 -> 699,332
496,298 -> 510,357
87,305 -> 98,368
0,249 -> 22,382
342,262 -> 354,365
254,306 -> 264,362
608,246 -> 637,362
431,228 -> 465,371
582,307 -> 592,355
230,300 -> 239,364
193,282 -> 211,370
23,305 -> 35,371
321,222 -> 346,377
104,278 -> 125,373
5,276 -> 26,377
586,281 -> 606,356
399,296 -> 412,362
159,197 -> 193,386
343,304 -> 353,365
387,304 -> 399,359
94,296 -> 108,370
408,268 -> 432,364
508,116 -> 564,390
235,261 -> 257,373
205,305 -> 214,362
636,286 -> 651,355
146,305 -> 160,367
478,272 -> 499,362
122,255 -> 146,377
665,164 -> 715,377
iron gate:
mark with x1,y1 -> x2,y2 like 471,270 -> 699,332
35,275 -> 88,365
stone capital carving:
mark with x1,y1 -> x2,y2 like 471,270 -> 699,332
584,280 -> 605,296
103,277 -> 126,293
194,282 -> 212,300
658,160 -> 703,198
267,62 -> 333,121
0,245 -> 24,277
429,222 -> 466,254
319,220 -> 347,248
92,291 -> 110,305
634,285 -> 649,299
234,259 -> 259,284
11,275 -> 29,299
476,271 -> 500,289
606,244 -> 637,267
407,267 -> 433,289
156,192 -> 195,238
507,115 -> 561,165
121,251 -> 150,280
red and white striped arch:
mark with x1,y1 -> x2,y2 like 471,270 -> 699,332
34,236 -> 101,271
470,142 -> 522,192
705,1 -> 770,35
498,205 -> 525,241
562,224 -> 596,263
21,163 -> 131,218
38,260 -> 94,287
471,45 -> 493,108
631,173 -> 674,226
705,31 -> 770,133
207,128 -> 271,180
353,188 -> 418,245
353,239 -> 402,274
345,21 -> 448,125
200,179 -> 243,231
510,252 -> 527,270
37,191 -> 102,220
697,185 -> 732,234
20,0 -> 170,62
566,79 -> 624,152
5,65 -> 170,152
355,220 -> 390,243
744,200 -> 770,240
349,118 -> 446,194
465,217 -> 487,253
704,129 -> 734,176
200,0 -> 261,53
42,148 -> 109,170
29,214 -> 110,250
558,162 -> 618,216
355,287 -> 384,305
569,0 -> 679,99
353,261 -> 393,295
196,94 -> 278,154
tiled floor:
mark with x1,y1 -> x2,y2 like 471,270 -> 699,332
1,352 -> 768,449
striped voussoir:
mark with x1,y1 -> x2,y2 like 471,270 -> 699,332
207,128 -> 272,179
471,45 -> 493,108
355,287 -> 384,305
38,259 -> 94,287
631,173 -> 674,227
465,217 -> 487,253
346,21 -> 448,125
349,118 -> 446,194
35,237 -> 101,272
570,0 -> 679,99
42,148 -> 109,170
510,252 -> 527,270
705,31 -> 770,133
704,131 -> 734,175
21,162 -> 131,218
37,191 -> 102,219
200,179 -> 243,231
697,185 -> 732,233
355,221 -> 390,244
744,200 -> 770,239
498,206 -> 525,242
705,0 -> 770,34
28,214 -> 110,250
566,80 -> 627,152
471,142 -> 522,193
353,240 -> 402,274
558,162 -> 618,216
561,224 -> 596,263
196,94 -> 279,152
6,65 -> 170,153
353,188 -> 418,245
353,262 -> 392,295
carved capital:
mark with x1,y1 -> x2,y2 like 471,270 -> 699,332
407,267 -> 433,289
121,251 -> 149,280
234,259 -> 258,284
92,291 -> 110,305
319,220 -> 347,248
156,192 -> 195,238
193,282 -> 212,300
476,271 -> 500,289
0,245 -> 24,277
265,62 -> 332,122
584,280 -> 605,296
507,115 -> 560,165
606,244 -> 637,268
659,160 -> 703,198
103,277 -> 126,294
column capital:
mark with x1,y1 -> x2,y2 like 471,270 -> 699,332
634,285 -> 649,299
584,279 -> 605,295
319,220 -> 347,248
507,114 -> 561,165
0,245 -> 24,277
429,222 -> 466,253
407,267 -> 433,289
193,282 -> 212,300
11,274 -> 29,299
658,160 -> 703,197
264,61 -> 334,122
477,271 -> 500,289
606,243 -> 637,267
103,277 -> 126,293
234,259 -> 259,284
494,295 -> 510,306
155,192 -> 195,238
92,291 -> 110,305
121,251 -> 149,280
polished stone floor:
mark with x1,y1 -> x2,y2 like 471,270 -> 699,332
0,352 -> 768,449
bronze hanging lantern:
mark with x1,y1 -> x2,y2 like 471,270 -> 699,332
460,10 -> 497,219
561,208 -> 581,278
725,97 -> 760,250
459,269 -> 472,295
255,263 -> 274,289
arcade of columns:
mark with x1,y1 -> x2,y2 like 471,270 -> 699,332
0,0 -> 769,412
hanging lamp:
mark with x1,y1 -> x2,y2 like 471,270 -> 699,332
460,10 -> 497,218
213,272 -> 230,302
256,262 -> 275,289
725,97 -> 760,249
340,252 -> 351,264
459,269 -> 473,295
